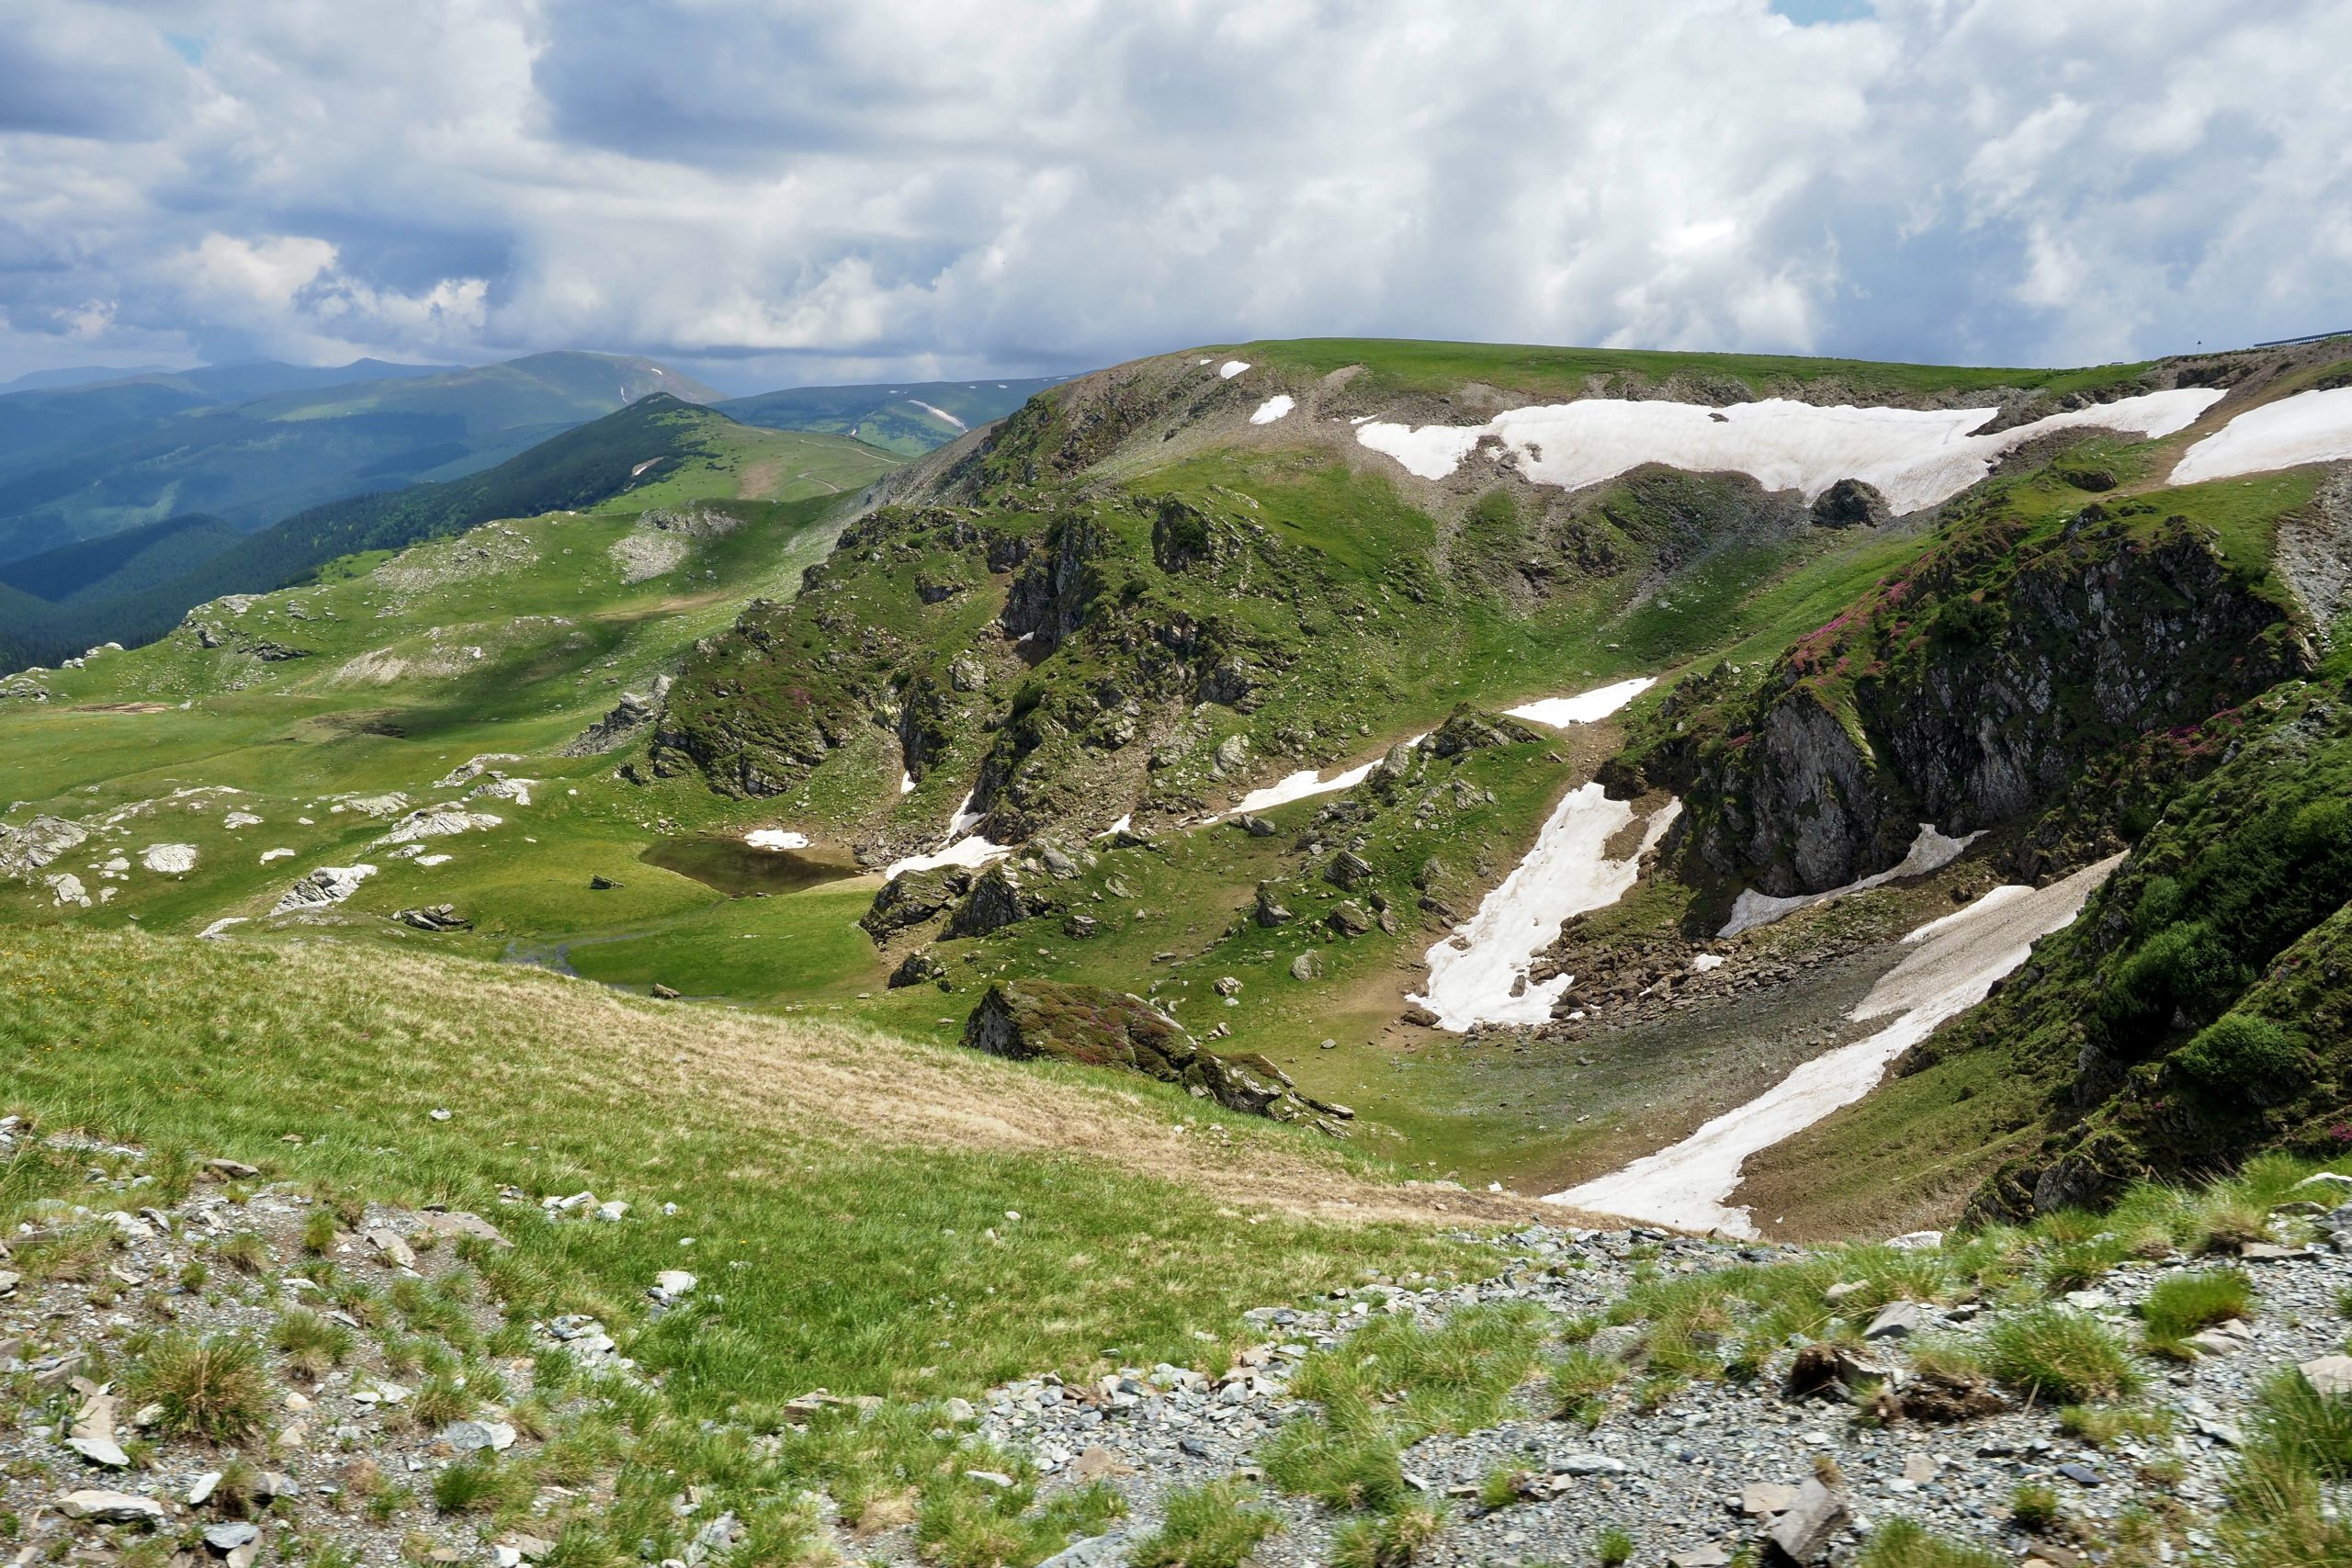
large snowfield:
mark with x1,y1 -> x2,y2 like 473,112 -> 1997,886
1356,389 -> 2223,513
1551,854 -> 2122,1235
2171,386 -> 2352,484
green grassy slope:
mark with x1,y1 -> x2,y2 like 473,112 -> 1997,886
9,333 -> 2350,1235
0,511 -> 242,604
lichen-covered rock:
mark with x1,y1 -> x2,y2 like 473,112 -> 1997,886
1427,705 -> 1540,758
961,980 -> 1350,1127
1808,478 -> 1891,529
945,864 -> 1048,939
859,865 -> 974,941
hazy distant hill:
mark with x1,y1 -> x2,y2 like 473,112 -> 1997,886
718,374 -> 1068,455
0,351 -> 718,567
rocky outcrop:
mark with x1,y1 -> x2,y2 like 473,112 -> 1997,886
0,816 -> 90,878
1663,513 -> 2312,896
1808,479 -> 1890,530
961,980 -> 1354,1129
562,675 -> 673,757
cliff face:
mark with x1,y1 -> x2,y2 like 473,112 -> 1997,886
1932,689 -> 2352,1219
1658,511 -> 2311,897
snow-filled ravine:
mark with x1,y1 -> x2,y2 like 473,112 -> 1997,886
1410,789 -> 1682,1032
1549,853 -> 2123,1235
1354,389 -> 2223,514
2170,386 -> 2352,485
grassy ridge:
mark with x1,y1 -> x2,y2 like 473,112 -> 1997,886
1238,337 -> 2157,401
0,924 -> 1476,1397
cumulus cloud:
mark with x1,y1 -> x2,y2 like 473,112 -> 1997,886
1,0 -> 2348,387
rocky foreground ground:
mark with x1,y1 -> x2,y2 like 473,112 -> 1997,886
4,1117 -> 2348,1568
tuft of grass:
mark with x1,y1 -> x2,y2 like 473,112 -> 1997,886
128,1332 -> 271,1443
1127,1480 -> 1281,1568
301,1207 -> 340,1255
2252,1366 -> 2352,1480
2008,1483 -> 2062,1533
1330,1504 -> 1444,1568
2057,1404 -> 2174,1449
1548,1350 -> 1624,1419
430,1457 -> 516,1515
2140,1268 -> 2256,1358
270,1310 -> 355,1379
1263,1304 -> 1543,1512
1982,1308 -> 2140,1404
407,1373 -> 473,1430
1593,1525 -> 1634,1568
1855,1517 -> 2006,1568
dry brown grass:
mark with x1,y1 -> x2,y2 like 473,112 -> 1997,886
270,940 -> 1572,1230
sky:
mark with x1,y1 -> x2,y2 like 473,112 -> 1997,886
3,0 -> 2349,393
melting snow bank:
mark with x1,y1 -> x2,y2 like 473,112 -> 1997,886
885,788 -> 1012,877
885,834 -> 1012,877
746,829 -> 811,851
1552,854 -> 2123,1235
2171,386 -> 2352,484
1718,824 -> 1982,939
1410,789 -> 1682,1031
1212,739 -> 1430,821
1218,360 -> 1251,380
1505,677 -> 1655,728
1356,389 -> 2223,514
1250,394 -> 1295,425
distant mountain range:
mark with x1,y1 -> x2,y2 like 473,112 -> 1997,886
0,393 -> 898,672
0,351 -> 1070,672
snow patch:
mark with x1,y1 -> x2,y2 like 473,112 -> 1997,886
1504,677 -> 1656,728
1409,790 -> 1682,1031
141,843 -> 198,874
907,400 -> 968,431
745,829 -> 810,851
1552,855 -> 2121,1235
899,772 -> 918,796
1718,824 -> 1981,938
1212,738 -> 1428,821
1218,360 -> 1251,380
415,853 -> 453,867
259,848 -> 295,863
1250,394 -> 1295,425
1690,953 -> 1726,972
2171,387 -> 2352,485
1357,389 -> 2224,513
883,787 -> 1014,877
